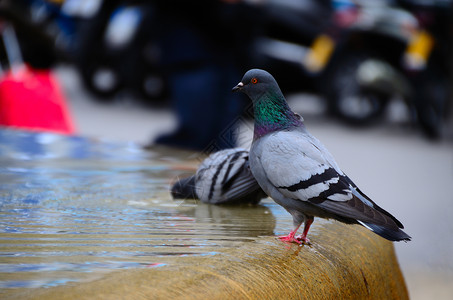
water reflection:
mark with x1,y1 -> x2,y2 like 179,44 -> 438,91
0,130 -> 277,291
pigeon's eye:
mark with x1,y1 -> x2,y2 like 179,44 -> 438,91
251,78 -> 258,84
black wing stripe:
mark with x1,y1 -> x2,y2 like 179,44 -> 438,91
308,176 -> 351,204
279,167 -> 338,192
221,161 -> 250,195
221,150 -> 247,185
208,157 -> 228,201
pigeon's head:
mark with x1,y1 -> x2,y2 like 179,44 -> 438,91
232,69 -> 280,100
233,69 -> 302,136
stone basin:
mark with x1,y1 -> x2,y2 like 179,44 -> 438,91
0,129 -> 408,299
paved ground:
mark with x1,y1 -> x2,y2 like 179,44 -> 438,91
58,66 -> 453,299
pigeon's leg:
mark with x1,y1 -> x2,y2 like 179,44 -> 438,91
278,224 -> 303,245
278,211 -> 305,244
296,216 -> 314,244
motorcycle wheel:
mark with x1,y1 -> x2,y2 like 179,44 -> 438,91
80,63 -> 123,100
412,66 -> 447,139
139,72 -> 169,103
325,53 -> 388,125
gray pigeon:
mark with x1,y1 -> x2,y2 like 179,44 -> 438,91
233,69 -> 411,244
171,148 -> 266,204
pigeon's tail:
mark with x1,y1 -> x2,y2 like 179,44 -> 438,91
358,221 -> 411,242
171,176 -> 197,200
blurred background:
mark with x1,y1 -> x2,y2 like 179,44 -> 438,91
0,0 -> 452,299
1,0 -> 452,146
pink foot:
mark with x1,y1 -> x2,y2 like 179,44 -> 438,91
295,234 -> 311,245
278,234 -> 303,245
277,217 -> 314,245
278,230 -> 302,245
296,217 -> 313,245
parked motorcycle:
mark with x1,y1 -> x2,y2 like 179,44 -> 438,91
62,0 -> 168,102
397,0 -> 452,138
252,0 -> 451,139
320,0 -> 450,138
319,0 -> 422,125
246,0 -> 333,95
9,0 -> 451,138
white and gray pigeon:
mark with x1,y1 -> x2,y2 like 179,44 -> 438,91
233,69 -> 411,244
171,148 -> 266,205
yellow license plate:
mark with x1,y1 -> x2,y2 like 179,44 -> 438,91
404,30 -> 434,70
304,34 -> 335,73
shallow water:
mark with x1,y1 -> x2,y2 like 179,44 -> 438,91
0,130 -> 285,292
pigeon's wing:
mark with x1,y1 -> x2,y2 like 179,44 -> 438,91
258,131 -> 404,229
258,130 -> 351,202
195,149 -> 264,204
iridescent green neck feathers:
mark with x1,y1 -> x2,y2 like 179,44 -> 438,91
253,91 -> 302,139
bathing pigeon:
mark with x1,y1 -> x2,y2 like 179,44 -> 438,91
171,148 -> 266,204
233,69 -> 411,244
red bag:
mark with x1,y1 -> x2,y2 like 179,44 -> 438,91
0,65 -> 76,135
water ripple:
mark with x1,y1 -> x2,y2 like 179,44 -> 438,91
0,130 -> 279,291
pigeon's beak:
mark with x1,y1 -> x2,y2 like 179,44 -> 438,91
232,82 -> 244,92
